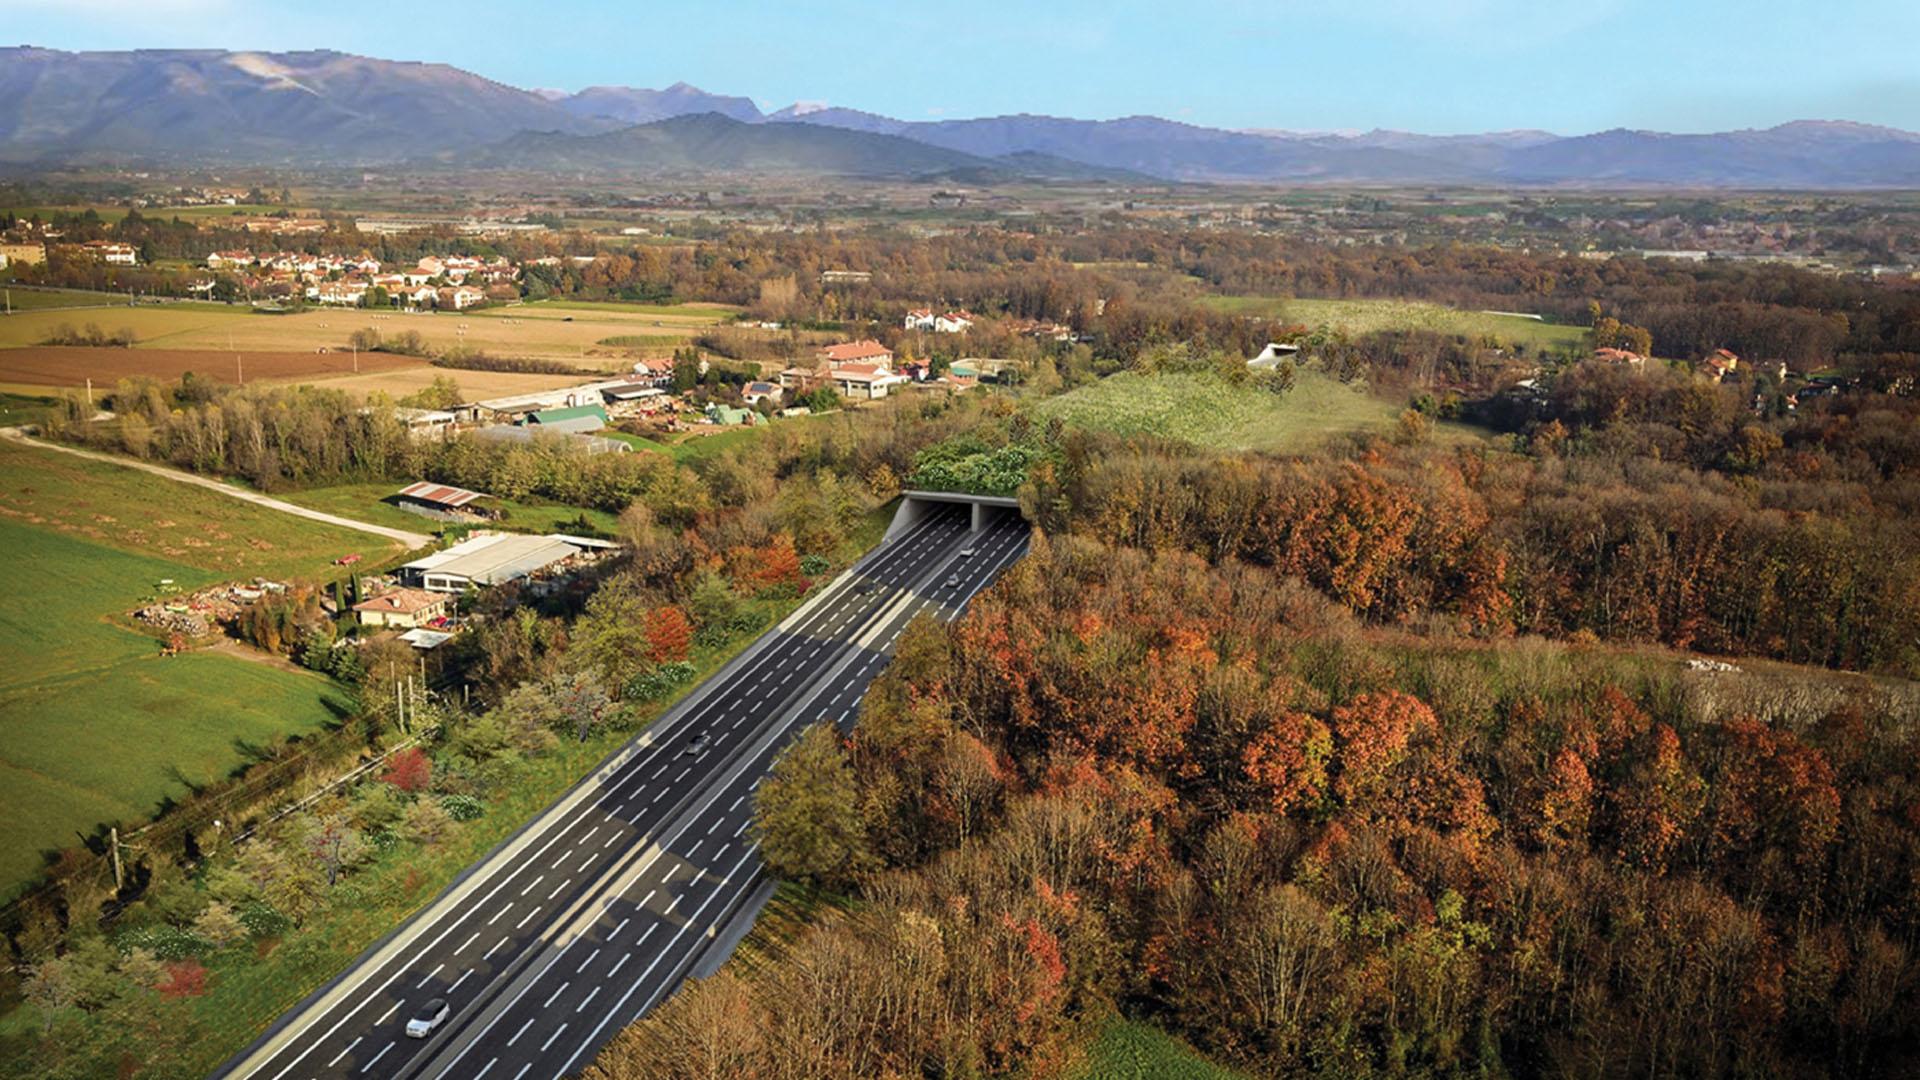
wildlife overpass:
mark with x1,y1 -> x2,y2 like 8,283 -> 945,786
885,489 -> 1024,538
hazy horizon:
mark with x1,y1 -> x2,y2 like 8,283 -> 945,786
9,0 -> 1920,136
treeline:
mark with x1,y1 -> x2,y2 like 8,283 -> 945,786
1027,419 -> 1920,676
597,536 -> 1920,1078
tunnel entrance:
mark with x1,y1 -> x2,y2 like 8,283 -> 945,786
885,489 -> 1024,538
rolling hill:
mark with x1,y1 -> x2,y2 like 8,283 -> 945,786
4,47 -> 1919,186
0,46 -> 603,164
460,113 -> 998,176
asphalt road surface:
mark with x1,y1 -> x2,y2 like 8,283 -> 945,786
218,502 -> 1028,1080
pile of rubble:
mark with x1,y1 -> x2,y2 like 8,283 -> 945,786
132,578 -> 291,638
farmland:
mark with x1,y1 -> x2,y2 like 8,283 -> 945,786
1200,295 -> 1590,354
0,345 -> 421,391
1034,364 -> 1480,453
0,286 -> 150,312
0,439 -> 382,898
0,296 -> 738,365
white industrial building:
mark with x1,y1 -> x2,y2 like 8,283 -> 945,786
398,532 -> 618,593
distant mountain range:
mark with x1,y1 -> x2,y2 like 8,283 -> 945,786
4,46 -> 1920,187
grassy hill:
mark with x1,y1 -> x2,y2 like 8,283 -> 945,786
1034,365 -> 1480,453
1200,295 -> 1589,355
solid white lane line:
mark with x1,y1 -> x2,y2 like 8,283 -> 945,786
326,1037 -> 362,1068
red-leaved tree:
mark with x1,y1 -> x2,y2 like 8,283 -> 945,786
383,746 -> 432,793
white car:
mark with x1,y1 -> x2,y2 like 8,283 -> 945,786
679,733 -> 714,757
944,574 -> 962,589
405,998 -> 449,1038
958,547 -> 978,558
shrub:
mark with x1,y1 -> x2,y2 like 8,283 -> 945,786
157,959 -> 209,999
402,800 -> 456,846
440,794 -> 485,822
116,923 -> 209,961
382,746 -> 433,793
237,902 -> 291,939
625,661 -> 696,702
800,554 -> 833,577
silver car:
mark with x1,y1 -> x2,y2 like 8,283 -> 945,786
405,998 -> 449,1038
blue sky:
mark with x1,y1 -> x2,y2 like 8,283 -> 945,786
11,0 -> 1920,134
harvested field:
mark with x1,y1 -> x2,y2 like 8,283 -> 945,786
0,299 -> 739,363
0,345 -> 422,388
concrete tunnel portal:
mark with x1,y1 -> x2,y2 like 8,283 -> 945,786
884,489 -> 1026,539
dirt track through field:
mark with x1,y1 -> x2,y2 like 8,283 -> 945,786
0,430 -> 434,548
0,346 -> 423,388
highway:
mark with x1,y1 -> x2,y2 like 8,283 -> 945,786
217,500 -> 1027,1080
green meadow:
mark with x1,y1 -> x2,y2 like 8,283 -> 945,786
1035,365 -> 1480,453
0,520 -> 344,898
1201,294 -> 1589,354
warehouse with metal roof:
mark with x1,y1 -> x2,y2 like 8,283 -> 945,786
397,532 -> 616,593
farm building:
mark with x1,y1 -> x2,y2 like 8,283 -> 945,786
461,380 -> 632,423
469,425 -> 630,455
353,588 -> 452,629
398,532 -> 619,594
392,407 -> 457,436
600,382 -> 668,411
394,481 -> 491,520
526,404 -> 612,434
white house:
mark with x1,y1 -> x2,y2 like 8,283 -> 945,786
903,307 -> 936,331
934,310 -> 974,333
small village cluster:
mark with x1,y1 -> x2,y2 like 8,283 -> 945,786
203,250 -> 532,308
